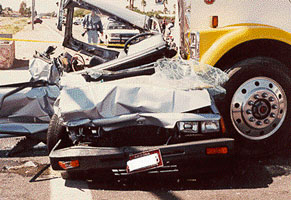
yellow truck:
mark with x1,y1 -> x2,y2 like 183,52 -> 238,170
179,0 -> 291,156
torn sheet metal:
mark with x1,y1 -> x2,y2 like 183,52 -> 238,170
0,86 -> 59,122
29,58 -> 61,84
0,58 -> 61,136
0,123 -> 49,137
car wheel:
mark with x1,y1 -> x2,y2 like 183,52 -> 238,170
222,57 -> 291,157
47,114 -> 72,153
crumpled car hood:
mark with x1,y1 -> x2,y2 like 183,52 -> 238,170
55,75 -> 211,130
55,58 -> 229,131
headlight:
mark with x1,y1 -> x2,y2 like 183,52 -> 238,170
190,32 -> 200,61
201,121 -> 220,133
177,122 -> 198,133
111,33 -> 120,37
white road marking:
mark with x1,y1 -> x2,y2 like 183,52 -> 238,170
50,177 -> 92,200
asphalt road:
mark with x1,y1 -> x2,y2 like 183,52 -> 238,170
0,18 -> 291,200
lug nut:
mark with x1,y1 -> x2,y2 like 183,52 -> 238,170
264,119 -> 270,124
272,104 -> 278,109
270,113 -> 276,118
254,94 -> 260,99
262,93 -> 268,98
246,109 -> 252,114
269,97 -> 275,102
249,117 -> 255,122
256,121 -> 262,126
248,101 -> 254,105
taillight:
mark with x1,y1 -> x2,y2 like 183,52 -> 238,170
58,160 -> 79,170
206,147 -> 228,155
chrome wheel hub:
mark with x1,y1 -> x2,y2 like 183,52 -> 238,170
230,77 -> 287,140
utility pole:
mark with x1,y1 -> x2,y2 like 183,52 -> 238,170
32,0 -> 35,30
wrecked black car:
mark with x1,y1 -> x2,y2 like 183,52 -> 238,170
48,58 -> 234,176
0,0 -> 234,176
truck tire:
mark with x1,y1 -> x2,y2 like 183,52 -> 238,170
222,57 -> 291,157
47,114 -> 72,153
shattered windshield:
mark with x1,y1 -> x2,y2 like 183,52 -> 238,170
153,58 -> 229,94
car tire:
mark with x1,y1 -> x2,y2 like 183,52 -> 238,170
47,114 -> 72,153
222,57 -> 291,157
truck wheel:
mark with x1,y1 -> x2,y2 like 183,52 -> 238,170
223,57 -> 291,156
47,114 -> 72,153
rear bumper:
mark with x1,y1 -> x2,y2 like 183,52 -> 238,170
50,138 -> 235,173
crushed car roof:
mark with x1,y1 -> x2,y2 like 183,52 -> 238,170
64,0 -> 152,30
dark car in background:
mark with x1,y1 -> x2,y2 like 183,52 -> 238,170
27,17 -> 43,24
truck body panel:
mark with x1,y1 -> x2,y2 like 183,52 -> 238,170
191,0 -> 291,33
198,25 -> 291,66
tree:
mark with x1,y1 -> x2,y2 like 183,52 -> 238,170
25,7 -> 31,17
141,0 -> 147,12
19,1 -> 27,16
5,7 -> 13,12
74,8 -> 90,18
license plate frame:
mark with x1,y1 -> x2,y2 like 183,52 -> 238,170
126,149 -> 163,174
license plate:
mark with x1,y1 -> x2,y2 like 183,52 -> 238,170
126,150 -> 163,174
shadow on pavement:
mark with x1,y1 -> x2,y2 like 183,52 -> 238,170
0,148 -> 48,158
63,149 -> 291,192
12,58 -> 29,69
0,142 -> 48,158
